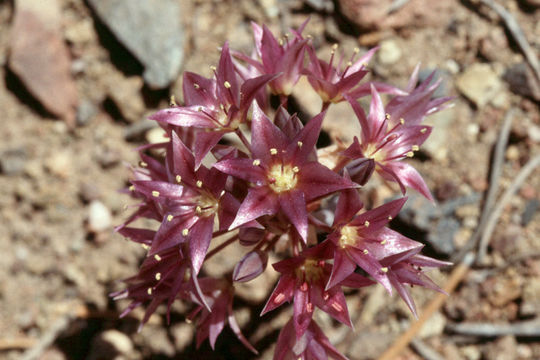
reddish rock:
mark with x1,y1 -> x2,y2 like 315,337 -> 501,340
338,0 -> 454,30
9,0 -> 78,126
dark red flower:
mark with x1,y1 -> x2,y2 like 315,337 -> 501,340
214,104 -> 355,241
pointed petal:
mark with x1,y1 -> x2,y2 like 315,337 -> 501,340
189,216 -> 215,274
170,131 -> 196,184
344,94 -> 371,144
314,285 -> 352,328
239,73 -> 278,114
370,228 -> 423,261
132,180 -> 183,200
326,249 -> 357,290
117,227 -> 155,245
193,130 -> 224,170
299,162 -> 356,201
388,272 -> 418,318
149,106 -> 215,128
229,187 -> 279,230
351,197 -> 407,232
334,187 -> 363,226
279,189 -> 308,242
347,248 -> 392,293
216,42 -> 240,106
250,102 -> 288,161
287,111 -> 325,164
385,162 -> 434,201
213,158 -> 266,184
293,287 -> 311,338
150,216 -> 196,255
182,71 -> 216,107
227,311 -> 259,354
261,275 -> 295,315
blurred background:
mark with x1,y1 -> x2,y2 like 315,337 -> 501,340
0,0 -> 539,359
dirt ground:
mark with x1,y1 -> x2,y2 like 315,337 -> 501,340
0,0 -> 539,359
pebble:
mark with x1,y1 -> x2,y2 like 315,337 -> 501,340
521,199 -> 539,226
422,107 -> 454,161
44,151 -> 72,178
87,200 -> 112,233
9,0 -> 78,125
503,62 -> 540,101
88,330 -> 134,360
0,148 -> 27,176
146,127 -> 169,144
106,74 -> 146,123
520,277 -> 540,316
418,311 -> 446,338
461,345 -> 482,360
170,322 -> 194,351
377,39 -> 402,65
88,0 -> 185,89
76,99 -> 98,127
456,64 -> 503,108
483,335 -> 517,360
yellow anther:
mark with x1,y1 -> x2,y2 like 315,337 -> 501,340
297,141 -> 303,148
332,43 -> 338,50
152,191 -> 160,197
388,216 -> 393,220
196,180 -> 203,188
385,113 -> 391,120
400,118 -> 405,125
220,190 -> 226,197
420,128 -> 427,133
363,249 -> 369,254
278,38 -> 284,46
270,148 -> 278,155
347,61 -> 353,67
224,81 -> 231,89
154,254 -> 162,261
194,83 -> 200,89
354,47 -> 360,53
155,273 -> 161,281
141,244 -> 150,250
412,145 -> 420,151
176,175 -> 182,183
169,95 -> 177,106
364,220 -> 370,227
197,107 -> 203,112
381,239 -> 387,245
210,65 -> 217,71
219,103 -> 225,111
129,185 -> 135,191
139,161 -> 148,168
196,205 -> 202,214
381,267 -> 389,273
406,151 -> 414,158
252,159 -> 261,166
292,166 -> 300,173
147,288 -> 152,295
167,214 -> 174,222
182,228 -> 189,236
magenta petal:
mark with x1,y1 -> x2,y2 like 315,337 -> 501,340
149,106 -> 215,128
170,131 -> 196,184
388,272 -> 418,318
340,273 -> 375,288
182,71 -> 216,107
216,42 -> 240,106
189,216 -> 215,274
326,249 -> 357,290
132,180 -> 183,200
227,311 -> 259,354
279,189 -> 308,242
386,162 -> 434,201
351,197 -> 407,231
313,286 -> 352,328
261,275 -> 295,315
150,216 -> 196,255
348,81 -> 408,99
117,227 -> 155,245
293,287 -> 311,338
344,94 -> 370,144
286,111 -> 325,164
368,84 -> 387,140
371,228 -> 423,260
193,130 -> 224,170
334,188 -> 363,226
239,73 -> 277,113
299,162 -> 356,201
229,187 -> 279,230
213,158 -> 266,184
348,248 -> 392,293
250,102 -> 288,161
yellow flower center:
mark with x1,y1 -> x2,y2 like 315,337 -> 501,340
268,163 -> 298,193
339,225 -> 358,248
195,192 -> 219,218
295,259 -> 324,283
364,143 -> 386,163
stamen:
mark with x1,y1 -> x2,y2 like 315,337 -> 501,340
176,175 -> 182,183
270,148 -> 278,155
167,214 -> 174,222
152,191 -> 160,197
196,180 -> 203,188
363,249 -> 369,254
385,113 -> 391,120
193,83 -> 200,89
323,292 -> 329,300
129,185 -> 135,191
297,141 -> 303,148
155,273 -> 161,281
169,95 -> 177,106
400,118 -> 405,125
381,239 -> 387,245
292,166 -> 299,173
364,220 -> 370,227
420,128 -> 427,133
196,206 -> 202,214
306,302 -> 314,313
147,288 -> 152,295
141,244 -> 150,250
182,229 -> 189,236
406,151 -> 414,157
274,293 -> 286,303
223,81 -> 231,89
381,267 -> 388,273
154,254 -> 162,261
331,302 -> 343,312
388,216 -> 393,220
412,145 -> 420,151
252,159 -> 261,166
139,161 -> 148,168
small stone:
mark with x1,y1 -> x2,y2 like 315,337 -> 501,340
505,145 -> 520,161
456,64 -> 503,108
422,107 -> 454,161
88,0 -> 185,89
503,63 -> 540,101
418,311 -> 446,338
9,0 -> 78,125
377,39 -> 402,65
88,200 -> 112,233
528,125 -> 540,143
461,345 -> 481,360
44,151 -> 72,178
76,99 -> 98,126
520,277 -> 540,316
89,330 -> 134,360
146,127 -> 168,144
106,74 -> 146,123
0,148 -> 27,175
483,335 -> 517,360
170,322 -> 194,351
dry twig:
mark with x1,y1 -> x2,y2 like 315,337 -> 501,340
447,319 -> 540,337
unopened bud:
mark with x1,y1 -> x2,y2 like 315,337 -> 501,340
233,250 -> 268,282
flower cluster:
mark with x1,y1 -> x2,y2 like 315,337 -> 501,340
113,21 -> 451,359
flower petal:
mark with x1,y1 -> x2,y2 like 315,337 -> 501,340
299,162 -> 357,201
229,187 -> 279,230
279,189 -> 308,242
250,102 -> 288,161
385,162 -> 434,201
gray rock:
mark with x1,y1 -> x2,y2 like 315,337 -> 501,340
503,63 -> 540,101
76,99 -> 98,126
88,0 -> 185,89
0,148 -> 27,176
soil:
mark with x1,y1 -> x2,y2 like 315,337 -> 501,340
0,0 -> 539,359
